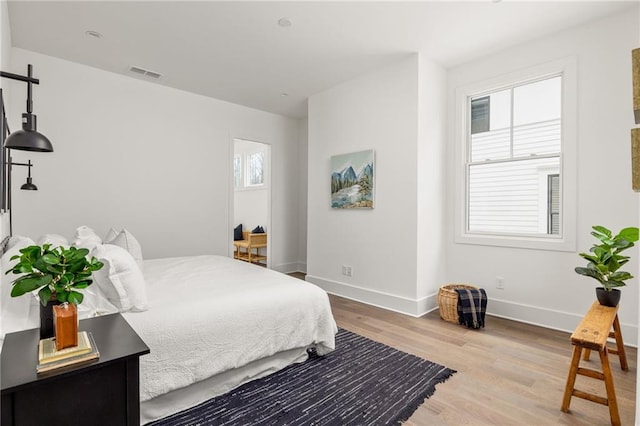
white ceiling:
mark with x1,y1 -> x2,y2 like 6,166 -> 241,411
6,1 -> 636,118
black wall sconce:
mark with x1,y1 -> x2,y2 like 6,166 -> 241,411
1,64 -> 53,235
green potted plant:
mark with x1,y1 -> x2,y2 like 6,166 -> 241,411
5,244 -> 104,338
575,225 -> 639,307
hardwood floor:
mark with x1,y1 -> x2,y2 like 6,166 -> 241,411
327,294 -> 637,425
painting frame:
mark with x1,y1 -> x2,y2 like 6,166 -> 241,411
330,149 -> 375,209
633,48 -> 639,125
632,128 -> 640,192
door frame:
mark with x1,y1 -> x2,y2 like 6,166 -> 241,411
228,137 -> 272,268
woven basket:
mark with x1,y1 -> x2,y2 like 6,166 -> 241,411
438,284 -> 479,323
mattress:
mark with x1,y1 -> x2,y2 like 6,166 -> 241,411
122,255 -> 337,421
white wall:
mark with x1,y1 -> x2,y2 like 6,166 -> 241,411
446,9 -> 640,344
0,0 -> 11,239
297,118 -> 308,273
0,1 -> 13,337
416,55 -> 447,308
307,54 -> 447,315
0,0 -> 10,87
5,48 -> 302,270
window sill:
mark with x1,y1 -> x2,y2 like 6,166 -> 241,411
234,185 -> 268,192
455,231 -> 576,252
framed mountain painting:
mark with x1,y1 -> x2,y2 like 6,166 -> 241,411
330,149 -> 375,209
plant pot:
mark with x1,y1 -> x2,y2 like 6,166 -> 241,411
596,287 -> 621,307
39,299 -> 62,339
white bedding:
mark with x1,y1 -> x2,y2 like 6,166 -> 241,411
122,255 -> 337,403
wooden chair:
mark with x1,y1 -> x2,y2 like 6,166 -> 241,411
561,301 -> 628,426
233,231 -> 267,265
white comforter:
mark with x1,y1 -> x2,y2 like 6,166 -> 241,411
122,255 -> 337,402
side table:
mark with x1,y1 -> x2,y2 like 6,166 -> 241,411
1,313 -> 150,426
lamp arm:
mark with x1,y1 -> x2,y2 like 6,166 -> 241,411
5,161 -> 34,168
0,70 -> 39,85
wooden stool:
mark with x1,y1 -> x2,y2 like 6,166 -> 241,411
561,301 -> 628,426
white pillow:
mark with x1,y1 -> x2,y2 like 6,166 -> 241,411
2,236 -> 35,276
91,244 -> 148,312
76,283 -> 119,319
108,229 -> 143,270
1,236 -> 39,335
5,235 -> 35,252
72,226 -> 102,250
37,233 -> 69,248
104,227 -> 119,243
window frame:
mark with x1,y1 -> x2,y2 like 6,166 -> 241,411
234,149 -> 268,192
454,57 -> 577,252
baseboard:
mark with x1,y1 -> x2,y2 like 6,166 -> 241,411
306,275 -> 639,347
488,298 -> 638,347
305,275 -> 438,317
273,262 -> 306,274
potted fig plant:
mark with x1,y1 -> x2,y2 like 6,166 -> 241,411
575,225 -> 639,307
5,244 -> 104,338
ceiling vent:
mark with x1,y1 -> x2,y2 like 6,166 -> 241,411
128,66 -> 162,79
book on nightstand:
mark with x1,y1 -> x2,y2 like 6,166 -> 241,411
37,331 -> 100,374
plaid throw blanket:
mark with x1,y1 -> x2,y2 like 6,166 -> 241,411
455,288 -> 487,329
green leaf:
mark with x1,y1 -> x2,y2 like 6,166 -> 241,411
592,225 -> 612,238
38,286 -> 52,306
579,253 -> 599,264
618,227 -> 639,243
90,260 -> 104,272
70,248 -> 90,261
33,258 -> 50,274
11,274 -> 52,297
67,291 -> 83,305
18,264 -> 33,274
575,267 -> 604,283
56,291 -> 68,303
610,271 -> 634,281
71,280 -> 92,289
67,259 -> 88,273
41,253 -> 60,265
59,273 -> 73,285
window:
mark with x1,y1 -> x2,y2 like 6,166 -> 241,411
454,57 -> 577,251
234,150 -> 266,190
467,76 -> 561,236
247,152 -> 264,186
233,155 -> 242,188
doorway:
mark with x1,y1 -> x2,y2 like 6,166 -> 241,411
231,138 -> 271,268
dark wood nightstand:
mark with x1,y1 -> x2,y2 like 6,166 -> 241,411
1,313 -> 150,426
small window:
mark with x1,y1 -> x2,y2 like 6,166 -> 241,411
233,155 -> 242,188
247,152 -> 264,186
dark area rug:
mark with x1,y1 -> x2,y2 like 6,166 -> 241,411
149,328 -> 456,426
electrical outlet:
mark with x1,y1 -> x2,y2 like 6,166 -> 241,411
496,276 -> 505,290
342,265 -> 353,276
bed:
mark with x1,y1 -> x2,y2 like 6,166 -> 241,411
130,255 -> 337,423
0,233 -> 337,425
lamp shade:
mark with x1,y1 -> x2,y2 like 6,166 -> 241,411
4,113 -> 53,152
5,129 -> 53,152
20,177 -> 37,190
